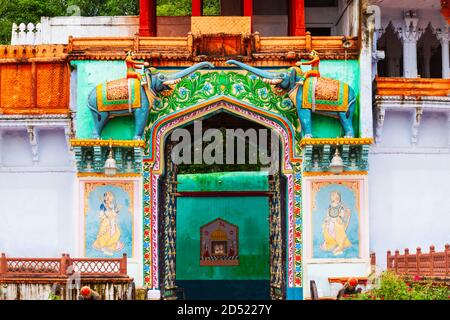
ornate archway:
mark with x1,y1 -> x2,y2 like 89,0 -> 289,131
142,98 -> 304,299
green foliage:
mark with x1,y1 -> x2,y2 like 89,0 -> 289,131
345,272 -> 450,300
0,0 -> 66,44
68,0 -> 138,16
0,0 -> 138,44
0,0 -> 221,44
156,0 -> 220,16
203,0 -> 221,16
156,0 -> 191,16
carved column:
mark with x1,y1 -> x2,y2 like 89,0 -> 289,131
289,0 -> 306,36
398,11 -> 421,78
437,24 -> 450,79
139,0 -> 157,36
192,0 -> 203,16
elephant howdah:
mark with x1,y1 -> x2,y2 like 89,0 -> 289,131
96,78 -> 141,112
300,77 -> 349,112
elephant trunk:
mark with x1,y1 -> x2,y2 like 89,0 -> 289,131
226,60 -> 282,82
163,62 -> 214,85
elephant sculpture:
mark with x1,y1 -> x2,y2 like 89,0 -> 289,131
226,60 -> 356,138
88,62 -> 215,139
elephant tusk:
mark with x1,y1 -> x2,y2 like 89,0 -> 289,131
163,78 -> 181,85
263,78 -> 283,85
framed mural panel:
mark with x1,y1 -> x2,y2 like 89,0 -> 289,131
303,175 -> 369,262
200,218 -> 239,266
78,178 -> 141,262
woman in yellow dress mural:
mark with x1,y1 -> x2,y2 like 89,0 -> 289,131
321,191 -> 352,256
93,191 -> 124,256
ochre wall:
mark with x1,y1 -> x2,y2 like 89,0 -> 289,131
0,46 -> 69,115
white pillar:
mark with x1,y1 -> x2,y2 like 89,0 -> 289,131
359,4 -> 380,139
399,11 -> 420,78
437,25 -> 450,79
368,5 -> 385,79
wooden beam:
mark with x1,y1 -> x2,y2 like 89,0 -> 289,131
376,76 -> 450,97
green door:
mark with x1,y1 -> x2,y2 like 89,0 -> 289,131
176,172 -> 270,299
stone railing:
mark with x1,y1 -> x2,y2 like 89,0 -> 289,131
11,23 -> 42,45
0,253 -> 128,278
0,253 -> 133,300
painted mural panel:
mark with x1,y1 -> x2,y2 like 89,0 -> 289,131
176,196 -> 269,280
83,181 -> 135,258
200,218 -> 239,266
311,180 -> 360,259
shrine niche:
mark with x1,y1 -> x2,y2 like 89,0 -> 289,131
200,218 -> 239,266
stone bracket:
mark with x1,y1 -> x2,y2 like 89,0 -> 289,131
26,126 -> 39,165
374,104 -> 385,144
411,107 -> 423,146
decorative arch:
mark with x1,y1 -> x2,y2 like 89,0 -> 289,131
141,97 -> 304,294
144,96 -> 301,175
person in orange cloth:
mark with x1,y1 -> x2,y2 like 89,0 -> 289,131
296,50 -> 321,80
78,286 -> 101,300
125,51 -> 150,82
337,278 -> 362,299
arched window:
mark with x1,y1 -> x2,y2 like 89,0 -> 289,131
377,22 -> 403,77
417,23 -> 442,79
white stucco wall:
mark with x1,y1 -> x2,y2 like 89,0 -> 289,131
0,128 -> 143,285
0,129 -> 76,257
369,111 -> 450,268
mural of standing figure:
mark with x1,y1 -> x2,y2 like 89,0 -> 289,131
87,61 -> 215,139
226,58 -> 356,138
321,191 -> 352,256
93,191 -> 124,256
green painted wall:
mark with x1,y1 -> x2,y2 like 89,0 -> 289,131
178,171 -> 268,192
176,172 -> 270,280
71,60 -> 136,140
310,60 -> 360,138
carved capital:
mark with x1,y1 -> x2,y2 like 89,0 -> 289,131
436,24 -> 450,43
399,11 -> 421,43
